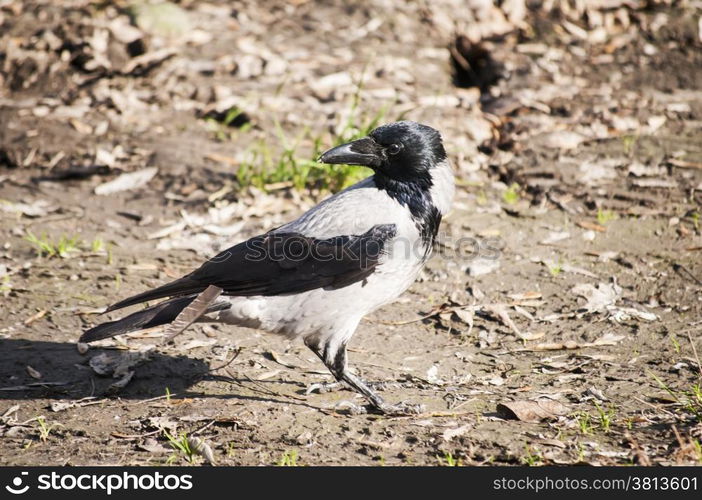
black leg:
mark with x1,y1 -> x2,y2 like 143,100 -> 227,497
305,337 -> 386,409
304,337 -> 422,415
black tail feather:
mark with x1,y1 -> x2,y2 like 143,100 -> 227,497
104,277 -> 204,313
80,295 -> 197,343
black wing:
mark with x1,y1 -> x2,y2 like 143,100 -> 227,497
105,224 -> 397,312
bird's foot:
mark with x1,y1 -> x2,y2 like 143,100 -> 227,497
375,401 -> 425,416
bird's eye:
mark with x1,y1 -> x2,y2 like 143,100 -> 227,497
387,143 -> 402,155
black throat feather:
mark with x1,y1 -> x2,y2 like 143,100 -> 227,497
373,174 -> 441,252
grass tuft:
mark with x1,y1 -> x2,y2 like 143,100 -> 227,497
211,84 -> 396,193
25,231 -> 80,258
650,372 -> 702,422
548,261 -> 563,277
596,209 -> 617,225
521,445 -> 543,466
438,451 -> 461,466
502,183 -> 521,205
164,430 -> 197,465
36,416 -> 60,443
276,450 -> 299,466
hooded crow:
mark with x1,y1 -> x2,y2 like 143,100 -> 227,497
80,121 -> 455,414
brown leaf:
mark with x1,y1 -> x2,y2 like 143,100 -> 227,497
267,350 -> 296,369
507,291 -> 543,301
24,309 -> 47,325
576,220 -> 607,232
496,399 -> 570,423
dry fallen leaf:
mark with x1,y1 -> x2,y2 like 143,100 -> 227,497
507,291 -> 542,301
256,369 -> 281,381
24,309 -> 47,325
576,220 -> 607,232
538,130 -> 586,150
188,436 -> 216,465
519,331 -> 546,341
0,199 -> 58,218
496,399 -> 570,423
442,424 -> 472,441
267,350 -> 296,369
571,282 -> 621,312
178,339 -> 217,351
453,307 -> 474,335
94,167 -> 158,195
138,438 -> 171,454
516,333 -> 625,352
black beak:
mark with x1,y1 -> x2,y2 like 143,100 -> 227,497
318,137 -> 383,168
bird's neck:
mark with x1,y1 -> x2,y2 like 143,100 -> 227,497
373,173 -> 442,249
428,159 -> 455,217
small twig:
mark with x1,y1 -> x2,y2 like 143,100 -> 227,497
133,393 -> 180,405
191,419 -> 216,436
241,374 -> 307,402
372,309 -> 441,326
686,331 -> 702,378
667,158 -> 702,170
388,410 -> 477,419
624,432 -> 652,466
206,348 -> 242,373
111,429 -> 162,440
672,263 -> 702,286
632,396 -> 677,418
546,192 -> 576,214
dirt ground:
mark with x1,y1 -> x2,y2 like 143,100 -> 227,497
1,0 -> 701,466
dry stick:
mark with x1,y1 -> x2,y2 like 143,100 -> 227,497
632,396 -> 677,418
241,374 -> 307,402
134,393 -> 180,405
206,348 -> 242,374
191,419 -> 216,436
111,429 -> 162,440
624,432 -> 652,466
374,301 -> 541,327
672,263 -> 702,286
671,424 -> 688,465
161,285 -> 223,344
387,410 -> 477,419
686,331 -> 702,378
373,309 -> 441,326
667,158 -> 702,170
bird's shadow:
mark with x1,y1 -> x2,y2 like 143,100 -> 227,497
0,339 -> 325,410
0,338 -> 212,401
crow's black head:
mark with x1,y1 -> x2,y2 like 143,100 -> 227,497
319,121 -> 447,186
